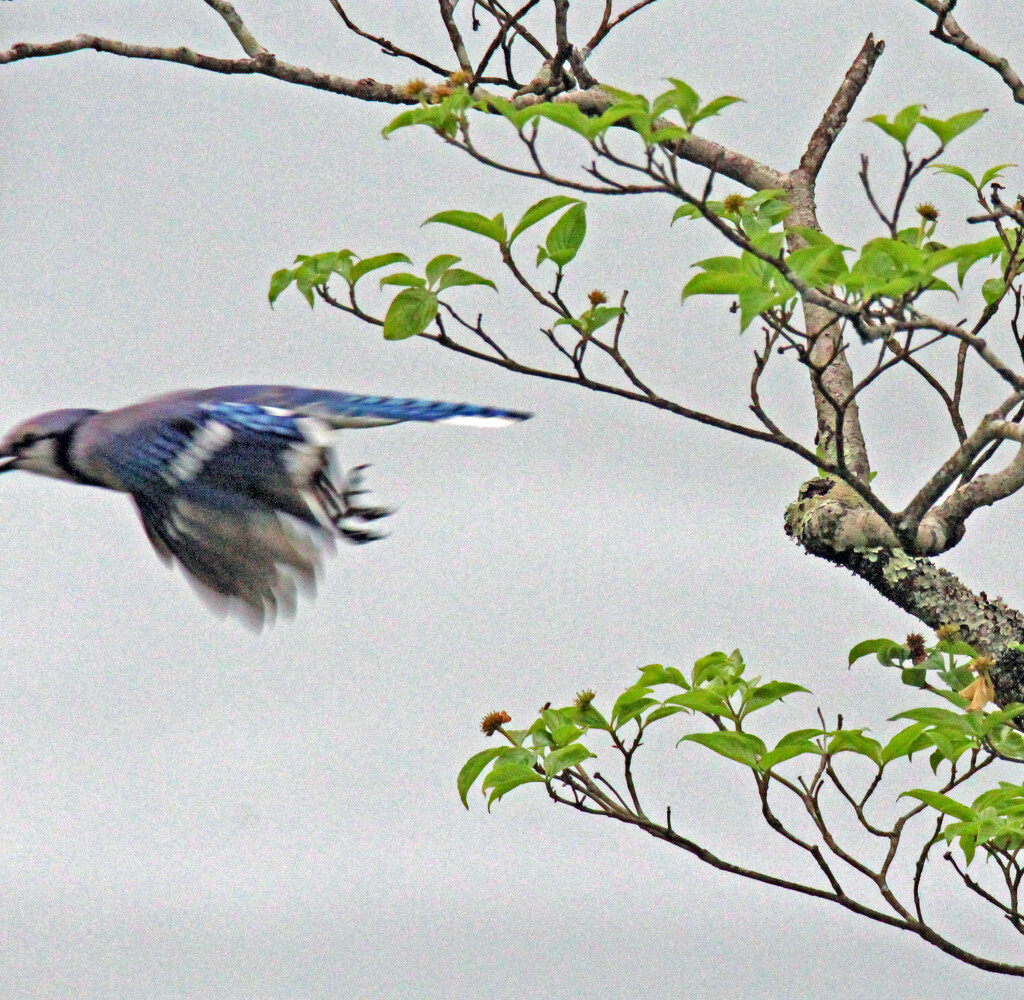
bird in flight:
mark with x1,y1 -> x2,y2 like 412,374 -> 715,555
0,385 -> 530,625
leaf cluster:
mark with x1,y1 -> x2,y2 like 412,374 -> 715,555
268,194 -> 623,341
382,79 -> 741,147
464,634 -> 1024,871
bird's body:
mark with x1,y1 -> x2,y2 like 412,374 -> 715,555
0,385 -> 530,624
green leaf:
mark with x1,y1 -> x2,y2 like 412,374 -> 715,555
458,748 -> 504,807
383,106 -> 439,136
503,724 -> 544,749
982,277 -> 1005,305
350,252 -> 413,285
482,763 -> 546,806
425,253 -> 461,287
738,286 -> 786,329
557,305 -> 625,335
827,730 -> 883,765
543,202 -> 587,268
758,741 -> 821,770
518,101 -> 604,137
743,681 -> 810,714
901,667 -> 928,688
691,255 -> 746,273
637,664 -> 689,689
612,696 -> 659,729
550,723 -> 583,748
424,210 -> 508,244
849,638 -> 907,667
574,705 -> 610,730
648,124 -> 689,143
540,707 -> 576,732
509,196 -> 582,245
981,162 -> 1016,187
268,267 -> 295,305
530,728 -> 555,749
927,727 -> 972,765
611,686 -> 656,728
437,268 -> 498,292
681,270 -> 763,300
379,273 -> 427,288
865,104 -> 923,146
935,638 -> 979,658
504,97 -> 639,141
918,109 -> 986,146
901,788 -> 978,823
544,743 -> 596,777
931,163 -> 978,188
692,94 -> 743,127
776,728 -> 825,746
692,650 -> 745,685
927,235 -> 1004,285
653,78 -> 699,125
882,722 -> 931,763
382,287 -> 438,340
786,244 -> 850,286
680,731 -> 766,768
382,90 -> 474,139
652,79 -> 741,130
663,689 -> 734,718
671,203 -> 702,224
891,706 -> 964,725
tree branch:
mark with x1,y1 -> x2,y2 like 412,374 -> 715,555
913,0 -> 1024,104
202,0 -> 269,58
325,0 -> 456,77
799,34 -> 886,181
0,35 -> 414,103
438,0 -> 474,74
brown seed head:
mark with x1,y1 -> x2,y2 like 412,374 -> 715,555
402,78 -> 429,98
906,633 -> 927,664
969,655 -> 996,673
722,193 -> 746,214
481,710 -> 511,736
574,689 -> 596,709
916,202 -> 939,222
587,290 -> 608,307
449,69 -> 473,86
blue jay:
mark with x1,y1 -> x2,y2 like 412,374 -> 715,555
0,385 -> 530,624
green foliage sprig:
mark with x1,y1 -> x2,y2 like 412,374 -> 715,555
459,632 -> 1024,967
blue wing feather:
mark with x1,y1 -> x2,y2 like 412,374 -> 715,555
185,386 -> 532,427
66,384 -> 528,623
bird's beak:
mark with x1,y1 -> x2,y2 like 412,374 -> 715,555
0,454 -> 20,473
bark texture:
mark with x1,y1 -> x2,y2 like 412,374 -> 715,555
786,478 -> 1024,705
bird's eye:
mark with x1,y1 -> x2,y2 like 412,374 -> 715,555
16,434 -> 38,450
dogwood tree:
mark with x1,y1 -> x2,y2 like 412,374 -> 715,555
6,0 -> 1024,979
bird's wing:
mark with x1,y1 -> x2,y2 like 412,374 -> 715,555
80,396 -> 388,624
180,385 -> 533,429
75,387 -> 528,622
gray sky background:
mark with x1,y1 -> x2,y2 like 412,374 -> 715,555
3,2 -> 1024,997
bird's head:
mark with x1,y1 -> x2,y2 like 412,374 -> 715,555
0,409 -> 99,481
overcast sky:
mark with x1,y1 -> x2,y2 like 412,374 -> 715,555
3,2 -> 1024,997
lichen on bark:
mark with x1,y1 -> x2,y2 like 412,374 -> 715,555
786,478 -> 1024,706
